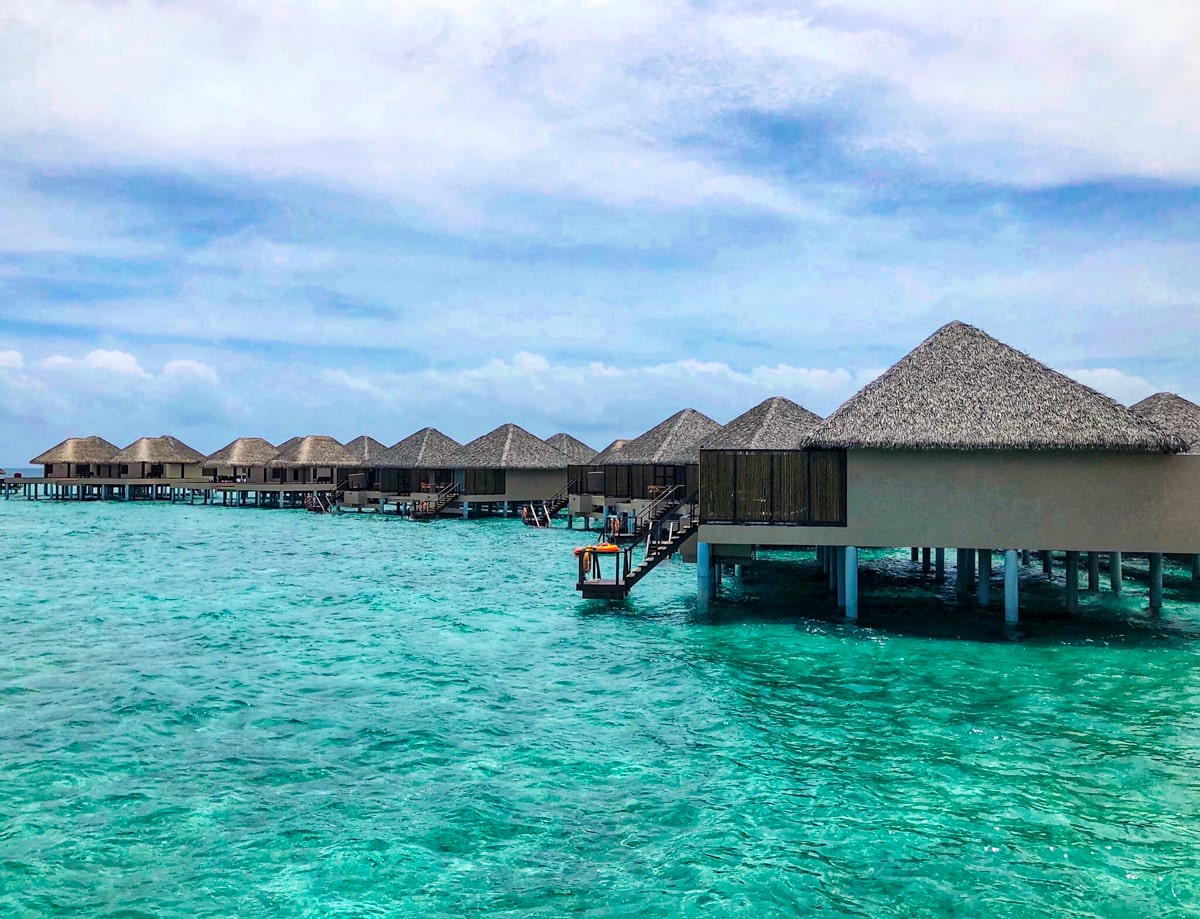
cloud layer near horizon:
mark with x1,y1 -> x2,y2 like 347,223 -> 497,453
2,1 -> 1198,460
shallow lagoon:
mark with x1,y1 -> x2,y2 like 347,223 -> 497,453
3,500 -> 1200,917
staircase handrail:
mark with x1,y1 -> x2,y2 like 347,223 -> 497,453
634,484 -> 686,532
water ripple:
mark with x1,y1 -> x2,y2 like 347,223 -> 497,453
2,502 -> 1200,916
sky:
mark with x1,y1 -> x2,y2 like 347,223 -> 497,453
2,0 -> 1199,464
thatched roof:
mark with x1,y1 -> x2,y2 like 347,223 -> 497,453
608,409 -> 721,465
379,427 -> 462,468
344,435 -> 389,465
30,435 -> 120,465
547,432 -> 598,464
453,423 -> 567,470
204,437 -> 278,467
112,435 -> 205,464
805,321 -> 1183,453
1131,393 -> 1200,453
268,435 -> 358,467
593,438 -> 631,464
702,397 -> 823,451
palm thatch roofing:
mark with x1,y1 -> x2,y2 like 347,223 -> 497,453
608,408 -> 721,465
546,432 -> 598,464
204,437 -> 278,467
593,438 -> 631,464
267,435 -> 358,467
112,435 -> 205,464
30,435 -> 120,465
344,435 -> 389,465
453,423 -> 567,470
379,427 -> 462,469
1131,393 -> 1200,453
702,397 -> 823,451
805,321 -> 1183,453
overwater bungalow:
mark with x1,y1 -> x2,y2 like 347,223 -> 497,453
567,437 -> 630,527
267,435 -> 358,485
30,436 -> 121,478
599,408 -> 719,514
1131,393 -> 1200,453
377,427 -> 462,496
692,321 -> 1197,621
342,435 -> 389,491
698,396 -> 825,525
202,437 -> 278,483
452,423 -> 567,515
112,435 -> 205,480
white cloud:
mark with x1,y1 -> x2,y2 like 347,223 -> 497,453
40,349 -> 150,378
162,359 -> 220,385
0,350 -> 23,369
2,0 -> 1196,225
1063,368 -> 1159,406
318,351 -> 873,437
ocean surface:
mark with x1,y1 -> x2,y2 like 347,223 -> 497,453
3,499 -> 1200,917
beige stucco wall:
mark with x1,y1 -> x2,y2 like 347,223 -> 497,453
701,450 -> 1200,554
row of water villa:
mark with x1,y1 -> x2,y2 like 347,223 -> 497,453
10,321 -> 1200,624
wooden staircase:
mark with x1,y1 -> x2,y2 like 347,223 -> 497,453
409,482 -> 461,520
576,516 -> 699,600
575,486 -> 698,599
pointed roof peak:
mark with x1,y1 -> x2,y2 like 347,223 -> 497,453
702,397 -> 823,450
1131,392 -> 1200,453
344,435 -> 389,464
204,437 -> 278,467
112,435 -> 205,464
806,321 -> 1183,453
268,435 -> 358,467
609,408 -> 721,464
454,423 -> 567,469
30,435 -> 120,465
546,432 -> 598,464
380,427 -> 461,468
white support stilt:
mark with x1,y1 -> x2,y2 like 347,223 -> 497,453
1150,553 -> 1163,612
935,548 -> 945,582
845,547 -> 859,620
836,546 -> 846,608
1110,551 -> 1123,594
462,500 -> 470,519
734,564 -> 743,579
697,541 -> 714,610
1004,549 -> 1019,624
1066,551 -> 1079,614
1088,552 -> 1100,591
978,549 -> 991,605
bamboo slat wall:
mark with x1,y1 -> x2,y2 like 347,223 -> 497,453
465,468 -> 506,495
603,464 -> 692,500
699,449 -> 846,526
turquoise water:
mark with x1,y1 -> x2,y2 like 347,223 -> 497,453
3,501 -> 1200,917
